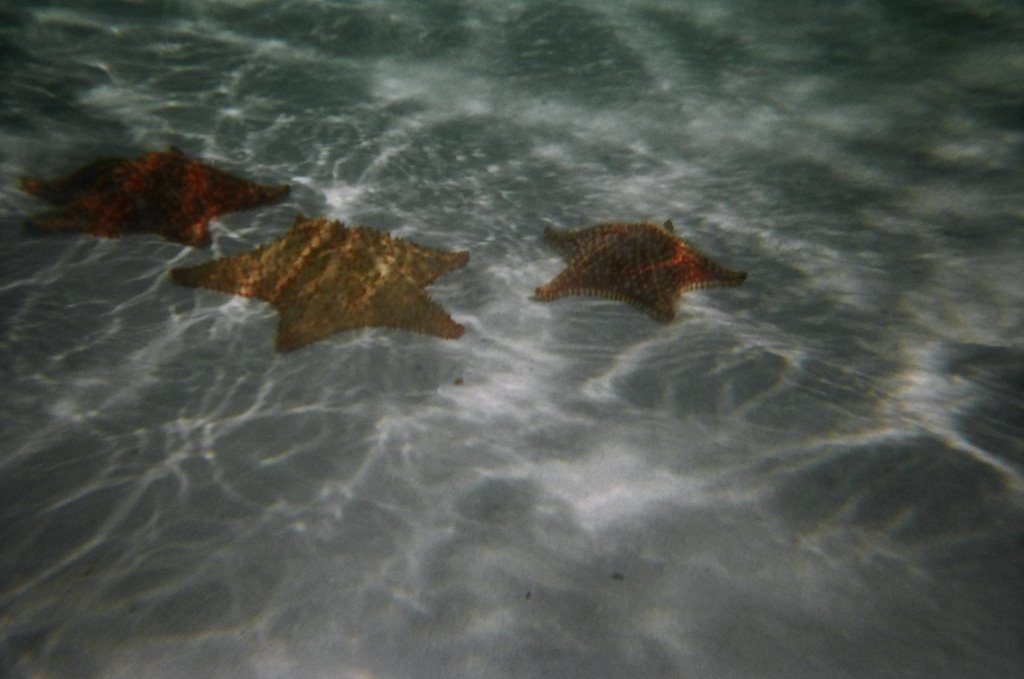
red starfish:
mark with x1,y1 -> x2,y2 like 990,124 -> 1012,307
535,220 -> 746,321
19,147 -> 289,246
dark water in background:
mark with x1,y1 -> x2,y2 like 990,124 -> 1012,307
0,1 -> 1022,677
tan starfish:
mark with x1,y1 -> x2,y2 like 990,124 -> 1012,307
171,215 -> 469,350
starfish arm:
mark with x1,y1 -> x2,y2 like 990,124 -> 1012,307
542,226 -> 584,261
23,205 -> 127,237
544,225 -> 620,262
184,164 -> 290,214
21,159 -> 138,237
677,264 -> 748,292
534,267 -> 597,301
402,247 -> 470,287
19,158 -> 131,204
341,228 -> 468,288
170,248 -> 275,301
274,290 -> 355,352
670,238 -> 748,291
544,222 -> 667,262
535,267 -> 679,321
621,270 -> 681,321
364,278 -> 465,339
274,277 -> 464,351
143,156 -> 289,246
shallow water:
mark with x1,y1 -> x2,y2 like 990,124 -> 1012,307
1,1 -> 1022,677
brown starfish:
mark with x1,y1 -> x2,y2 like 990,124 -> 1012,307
535,220 -> 746,321
19,147 -> 289,246
171,215 -> 469,351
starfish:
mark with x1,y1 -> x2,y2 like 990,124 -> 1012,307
170,215 -> 469,351
535,220 -> 746,321
19,147 -> 289,246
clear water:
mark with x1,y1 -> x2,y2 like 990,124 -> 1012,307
1,1 -> 1022,677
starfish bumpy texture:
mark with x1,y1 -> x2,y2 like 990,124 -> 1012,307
20,147 -> 289,246
171,215 -> 469,351
535,220 -> 746,321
